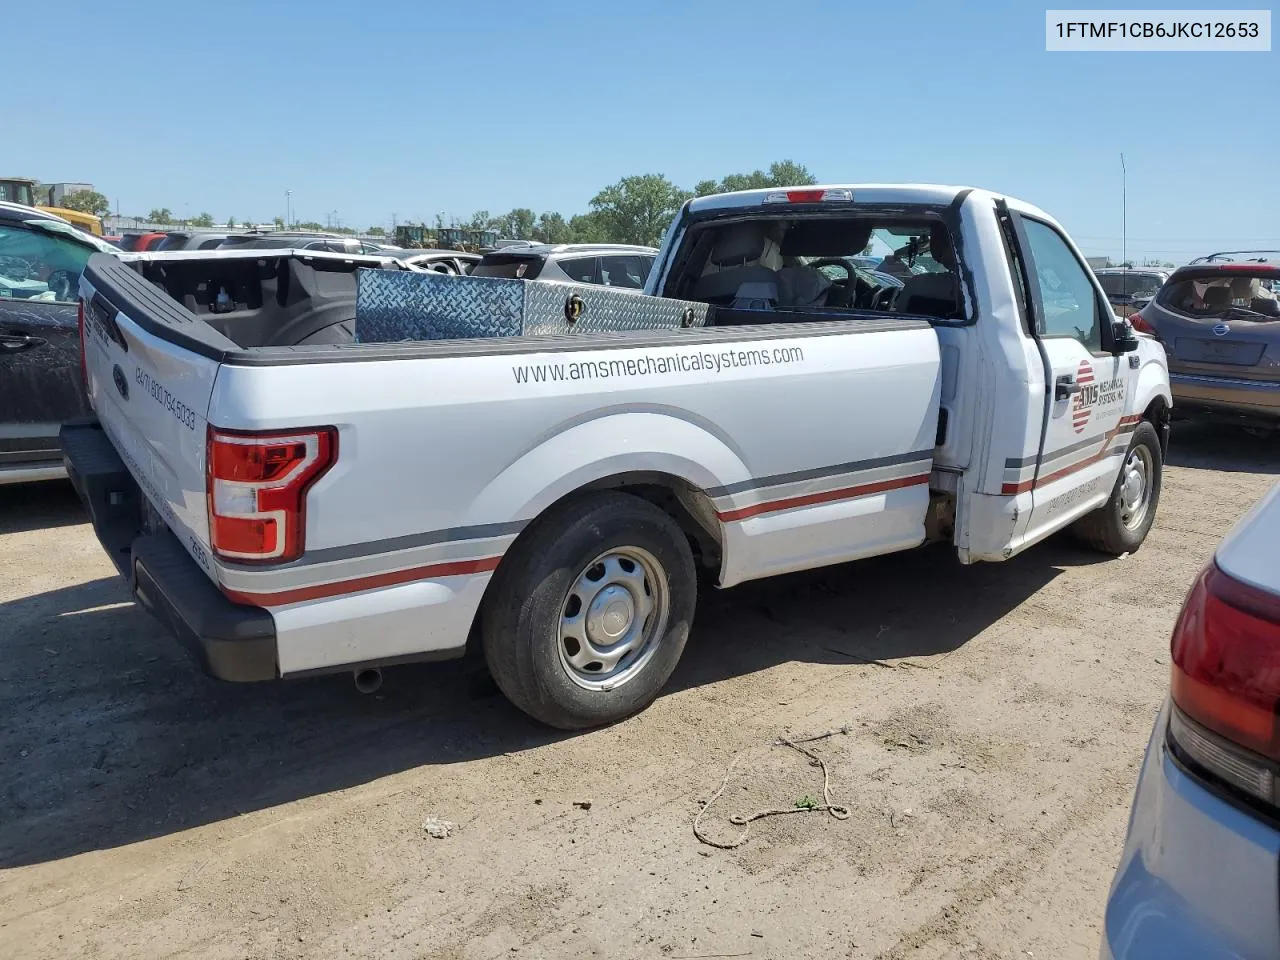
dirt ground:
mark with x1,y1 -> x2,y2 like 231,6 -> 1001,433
1,421 -> 1277,960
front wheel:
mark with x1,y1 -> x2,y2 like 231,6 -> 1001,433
480,492 -> 697,730
1072,420 -> 1163,555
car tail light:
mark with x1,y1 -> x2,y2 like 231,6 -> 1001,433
1169,561 -> 1280,805
1129,310 -> 1155,335
206,426 -> 337,563
762,188 -> 853,204
77,299 -> 88,390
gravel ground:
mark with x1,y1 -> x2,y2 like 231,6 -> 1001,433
1,421 -> 1276,960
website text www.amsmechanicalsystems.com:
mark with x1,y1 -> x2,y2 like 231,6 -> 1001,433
511,345 -> 805,384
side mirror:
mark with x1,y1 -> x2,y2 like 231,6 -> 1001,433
1111,320 -> 1140,355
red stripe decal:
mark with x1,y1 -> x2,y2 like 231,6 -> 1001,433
223,555 -> 502,607
717,473 -> 930,523
1001,417 -> 1142,495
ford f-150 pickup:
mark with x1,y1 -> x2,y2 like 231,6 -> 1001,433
62,184 -> 1172,729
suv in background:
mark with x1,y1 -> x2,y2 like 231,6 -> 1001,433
1094,267 -> 1170,317
1130,253 -> 1280,429
219,231 -> 387,255
0,201 -> 120,483
470,243 -> 658,289
155,231 -> 234,251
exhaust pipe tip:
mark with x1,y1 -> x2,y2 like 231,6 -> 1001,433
353,667 -> 383,694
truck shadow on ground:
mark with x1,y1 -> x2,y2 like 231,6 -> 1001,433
0,479 -> 86,535
0,531 -> 1106,868
1166,419 -> 1280,476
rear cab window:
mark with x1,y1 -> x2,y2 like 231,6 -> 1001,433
658,210 -> 970,324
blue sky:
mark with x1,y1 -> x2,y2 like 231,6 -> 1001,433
10,0 -> 1277,262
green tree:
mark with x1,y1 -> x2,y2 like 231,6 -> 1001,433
466,210 -> 492,232
273,216 -> 285,230
764,159 -> 817,187
226,216 -> 236,229
698,160 -> 818,197
497,207 -> 537,240
534,211 -> 571,244
297,221 -> 325,231
148,207 -> 173,223
60,190 -> 110,217
367,226 -> 385,236
588,174 -> 690,247
190,212 -> 215,227
568,211 -> 609,244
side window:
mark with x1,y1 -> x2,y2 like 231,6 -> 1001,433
600,255 -> 650,289
1021,219 -> 1103,352
198,238 -> 225,250
0,224 -> 92,303
558,256 -> 599,284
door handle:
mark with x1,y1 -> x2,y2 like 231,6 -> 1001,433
1055,375 -> 1081,401
0,332 -> 47,353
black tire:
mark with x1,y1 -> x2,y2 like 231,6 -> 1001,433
1072,420 -> 1163,556
480,492 -> 696,730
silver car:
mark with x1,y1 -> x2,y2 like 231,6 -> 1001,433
470,243 -> 658,289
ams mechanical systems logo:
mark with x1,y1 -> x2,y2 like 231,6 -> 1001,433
1070,359 -> 1127,433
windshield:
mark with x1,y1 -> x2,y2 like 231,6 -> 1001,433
1097,272 -> 1164,298
28,218 -> 119,254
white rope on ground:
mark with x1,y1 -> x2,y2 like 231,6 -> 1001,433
693,725 -> 853,850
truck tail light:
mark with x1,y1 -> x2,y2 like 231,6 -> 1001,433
1129,309 -> 1156,336
77,299 -> 88,391
762,188 -> 853,204
206,426 -> 337,563
1169,561 -> 1280,806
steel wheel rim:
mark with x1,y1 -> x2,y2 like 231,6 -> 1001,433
557,546 -> 670,692
1119,444 -> 1153,531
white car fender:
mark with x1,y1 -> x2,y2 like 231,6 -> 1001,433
461,409 -> 751,543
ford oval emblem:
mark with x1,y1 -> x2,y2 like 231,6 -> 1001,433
112,363 -> 129,400
1212,322 -> 1230,337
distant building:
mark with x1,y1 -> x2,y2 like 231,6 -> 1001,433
1086,256 -> 1112,269
47,182 -> 94,206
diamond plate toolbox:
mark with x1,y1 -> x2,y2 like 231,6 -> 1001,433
355,270 -> 708,343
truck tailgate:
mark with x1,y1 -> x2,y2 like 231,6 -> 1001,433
79,254 -> 229,581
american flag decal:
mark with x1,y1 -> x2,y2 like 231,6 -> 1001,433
1071,359 -> 1094,434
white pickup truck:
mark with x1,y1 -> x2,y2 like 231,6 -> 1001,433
63,184 -> 1171,729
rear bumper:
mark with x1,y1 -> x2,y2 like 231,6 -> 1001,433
1170,372 -> 1280,421
60,418 -> 278,682
1102,698 -> 1280,959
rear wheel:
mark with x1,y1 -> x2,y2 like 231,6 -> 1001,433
1072,420 -> 1163,555
480,492 -> 697,729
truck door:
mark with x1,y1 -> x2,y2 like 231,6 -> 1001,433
0,218 -> 94,477
1005,211 -> 1135,546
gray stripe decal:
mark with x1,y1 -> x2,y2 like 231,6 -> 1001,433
221,518 -> 528,571
706,448 -> 935,498
1003,421 -> 1137,469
